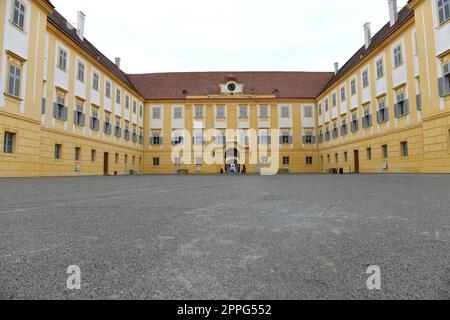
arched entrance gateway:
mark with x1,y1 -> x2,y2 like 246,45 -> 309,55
225,148 -> 240,173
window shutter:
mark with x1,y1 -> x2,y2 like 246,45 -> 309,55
312,135 -> 316,143
416,94 -> 422,111
376,110 -> 381,124
160,137 -> 163,145
394,103 -> 399,118
90,117 -> 94,129
268,136 -> 271,144
289,136 -> 293,144
385,108 -> 390,121
104,122 -> 107,133
73,110 -> 78,124
279,136 -> 283,144
369,114 -> 372,127
63,107 -> 68,121
405,99 -> 410,114
438,77 -> 445,97
81,114 -> 85,126
41,98 -> 46,114
302,136 -> 306,144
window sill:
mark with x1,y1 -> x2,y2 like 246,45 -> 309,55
438,19 -> 450,29
395,113 -> 409,119
2,152 -> 17,158
4,93 -> 23,102
393,63 -> 404,70
9,20 -> 26,34
57,66 -> 67,73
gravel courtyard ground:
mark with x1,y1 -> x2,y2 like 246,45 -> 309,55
0,174 -> 449,300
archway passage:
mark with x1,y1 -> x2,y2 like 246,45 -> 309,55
225,148 -> 240,173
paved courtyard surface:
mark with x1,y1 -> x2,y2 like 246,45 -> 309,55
0,174 -> 449,300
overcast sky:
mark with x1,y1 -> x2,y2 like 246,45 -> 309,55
51,0 -> 408,74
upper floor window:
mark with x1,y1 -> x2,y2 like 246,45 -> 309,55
318,103 -> 322,116
376,59 -> 384,79
58,48 -> 67,70
239,105 -> 248,118
12,0 -> 26,30
139,105 -> 143,117
340,87 -> 346,102
362,70 -> 369,88
350,78 -> 357,96
173,106 -> 183,119
216,105 -> 225,118
332,93 -> 337,107
194,106 -> 204,118
324,99 -> 329,112
152,107 -> 161,119
394,46 -> 403,67
438,0 -> 450,25
105,81 -> 111,98
259,105 -> 268,118
116,89 -> 121,104
7,61 -> 22,98
304,105 -> 313,118
280,106 -> 290,118
133,101 -> 137,113
77,61 -> 85,82
439,62 -> 450,97
125,96 -> 130,109
92,72 -> 99,91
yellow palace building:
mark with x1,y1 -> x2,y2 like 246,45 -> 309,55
0,0 -> 449,177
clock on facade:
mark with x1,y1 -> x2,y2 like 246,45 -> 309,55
227,82 -> 237,92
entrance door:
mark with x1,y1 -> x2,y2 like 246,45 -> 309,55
225,148 -> 240,173
104,153 -> 109,176
353,150 -> 359,173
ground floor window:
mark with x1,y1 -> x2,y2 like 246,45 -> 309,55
3,131 -> 15,154
282,156 -> 290,165
306,156 -> 313,165
335,153 -> 339,163
115,153 -> 119,164
174,157 -> 181,165
401,141 -> 409,157
55,144 -> 62,159
153,157 -> 160,166
367,147 -> 372,160
75,147 -> 81,161
382,145 -> 388,159
132,156 -> 135,165
91,150 -> 96,162
344,152 -> 348,162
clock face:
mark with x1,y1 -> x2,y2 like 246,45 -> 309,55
227,83 -> 236,92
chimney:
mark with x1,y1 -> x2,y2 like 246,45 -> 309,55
76,11 -> 86,41
388,0 -> 398,27
115,58 -> 121,68
364,22 -> 371,49
334,62 -> 339,74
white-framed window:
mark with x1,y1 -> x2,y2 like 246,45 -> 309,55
318,103 -> 322,116
152,107 -> 161,119
54,144 -> 62,160
216,105 -> 225,118
125,96 -> 130,109
75,147 -> 81,161
332,93 -> 337,107
282,157 -> 290,165
324,99 -> 329,111
304,105 -> 313,118
174,157 -> 181,165
194,106 -> 204,118
239,105 -> 248,118
351,78 -> 357,96
376,59 -> 384,79
362,69 -> 369,88
105,81 -> 111,98
261,156 -> 269,165
400,141 -> 409,157
12,0 -> 26,30
77,61 -> 85,82
340,87 -> 346,102
3,131 -> 16,154
438,0 -> 450,25
173,106 -> 183,119
195,157 -> 203,166
92,72 -> 99,91
259,105 -> 269,117
394,46 -> 403,67
7,63 -> 21,98
57,48 -> 67,70
133,101 -> 137,113
116,89 -> 121,104
280,106 -> 290,118
306,156 -> 313,165
139,105 -> 143,117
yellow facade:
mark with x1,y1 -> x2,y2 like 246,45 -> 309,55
0,0 -> 449,177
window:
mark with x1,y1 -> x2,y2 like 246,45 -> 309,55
304,105 -> 313,117
125,96 -> 130,109
341,117 -> 348,136
58,48 -> 67,70
124,122 -> 130,140
324,99 -> 329,112
125,154 -> 128,164
259,105 -> 268,117
54,144 -> 62,160
54,93 -> 67,120
152,157 -> 160,166
74,101 -> 85,126
351,111 -> 359,132
139,105 -> 143,117
351,79 -> 357,96
259,130 -> 271,145
115,153 -> 119,164
194,106 -> 204,118
193,131 -> 204,145
239,105 -> 248,118
173,106 -> 183,119
216,105 -> 225,118
377,96 -> 389,123
303,130 -> 314,144
90,107 -> 100,131
376,59 -> 384,79
382,145 -> 388,159
152,107 -> 161,119
174,157 -> 181,165
3,132 -> 15,154
335,153 -> 339,163
12,0 -> 26,30
325,127 -> 330,141
332,93 -> 337,107
401,141 -> 409,157
318,103 -> 322,116
362,105 -> 372,128
438,62 -> 450,97
261,157 -> 269,165
367,147 -> 372,160
327,154 -> 331,163
151,131 -> 162,145
104,112 -> 112,134
105,81 -> 111,98
114,117 -> 122,138
195,157 -> 203,166
306,156 -> 313,165
394,46 -> 403,67
362,70 -> 369,88
344,152 -> 348,162
280,130 -> 291,144
281,106 -> 290,118
75,147 -> 81,161
92,72 -> 99,91
7,63 -> 21,98
133,101 -> 137,113
438,0 -> 450,25
171,134 -> 183,145
91,150 -> 96,162
395,89 -> 409,117
340,87 -> 346,102
282,157 -> 290,165
116,89 -> 121,104
77,61 -> 85,82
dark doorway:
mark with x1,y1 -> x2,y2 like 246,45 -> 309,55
104,153 -> 109,176
225,148 -> 240,173
353,150 -> 359,173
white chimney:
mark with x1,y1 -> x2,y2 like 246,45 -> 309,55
388,0 -> 398,27
76,11 -> 86,41
334,62 -> 339,74
364,22 -> 371,49
115,58 -> 121,68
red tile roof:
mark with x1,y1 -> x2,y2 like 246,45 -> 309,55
128,71 -> 334,100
